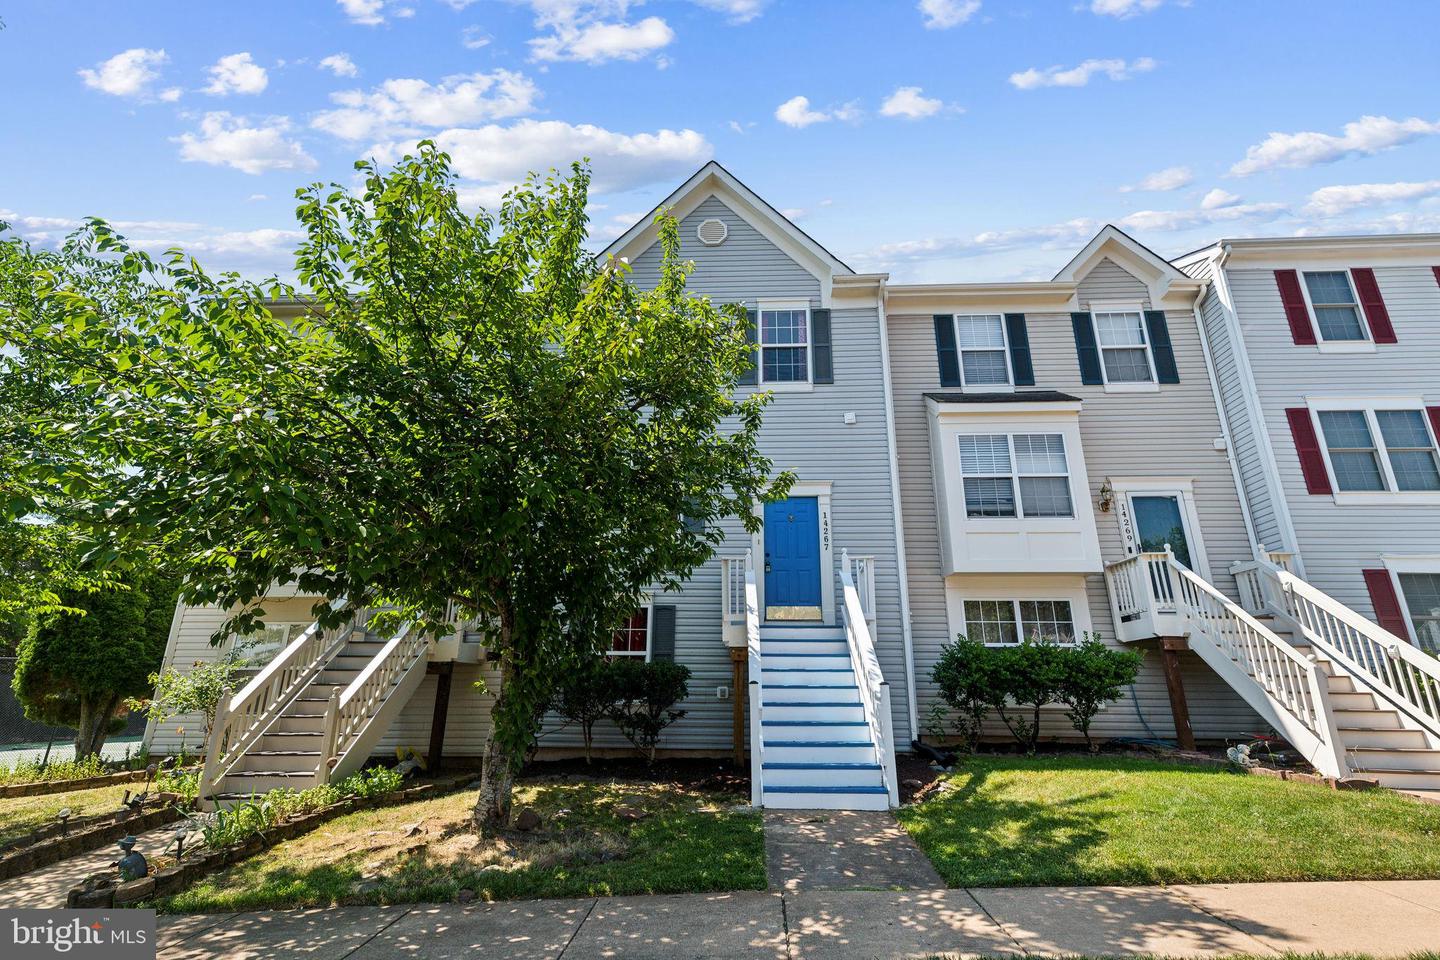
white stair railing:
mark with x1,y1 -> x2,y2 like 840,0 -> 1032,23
839,548 -> 899,807
1104,552 -> 1183,642
1157,548 -> 1348,778
200,605 -> 365,798
321,621 -> 432,782
742,550 -> 763,807
721,554 -> 749,647
1233,556 -> 1440,742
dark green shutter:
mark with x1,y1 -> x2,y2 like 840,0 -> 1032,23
738,309 -> 758,386
1071,312 -> 1103,385
1144,310 -> 1180,384
650,604 -> 677,661
1004,313 -> 1034,386
933,315 -> 961,387
811,308 -> 833,383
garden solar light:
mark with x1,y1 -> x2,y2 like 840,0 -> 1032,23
56,808 -> 72,834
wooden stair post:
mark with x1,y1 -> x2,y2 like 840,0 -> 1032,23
730,646 -> 746,768
1159,637 -> 1196,751
428,661 -> 454,773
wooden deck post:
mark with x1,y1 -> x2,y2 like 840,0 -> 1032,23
1159,637 -> 1197,751
730,646 -> 746,768
427,662 -> 454,773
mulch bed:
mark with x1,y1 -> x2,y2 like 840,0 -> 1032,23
517,757 -> 750,798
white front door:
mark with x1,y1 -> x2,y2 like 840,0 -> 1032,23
1113,479 -> 1210,578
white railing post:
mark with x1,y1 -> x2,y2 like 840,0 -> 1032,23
1305,657 -> 1351,779
878,682 -> 899,807
838,547 -> 898,807
198,686 -> 232,800
743,548 -> 762,807
320,686 -> 341,786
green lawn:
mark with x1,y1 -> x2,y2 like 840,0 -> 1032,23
0,783 -> 139,846
897,756 -> 1440,887
159,779 -> 764,912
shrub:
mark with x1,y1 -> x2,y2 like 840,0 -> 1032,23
130,655 -> 251,750
0,754 -> 109,786
338,765 -> 403,799
157,768 -> 200,801
930,636 -> 1000,753
1058,635 -> 1143,750
608,659 -> 691,763
551,657 -> 619,763
990,638 -> 1067,753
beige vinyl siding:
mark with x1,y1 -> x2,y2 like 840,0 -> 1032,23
1225,264 -> 1440,621
1076,257 -> 1151,309
890,263 -> 1262,742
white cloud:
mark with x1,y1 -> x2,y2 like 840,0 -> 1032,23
312,70 -> 540,141
371,119 -> 712,202
174,112 -> 317,175
203,53 -> 269,96
247,194 -> 269,202
441,0 -> 480,8
1009,57 -> 1156,90
1231,115 -> 1440,176
1200,188 -> 1241,210
530,16 -> 674,63
1120,166 -> 1192,192
159,87 -> 183,102
461,26 -> 492,48
880,86 -> 946,120
775,95 -> 829,128
689,0 -> 768,22
338,0 -> 387,24
77,48 -> 170,100
1304,180 -> 1440,216
918,0 -> 980,29
1118,200 -> 1285,233
319,53 -> 360,77
1090,0 -> 1162,18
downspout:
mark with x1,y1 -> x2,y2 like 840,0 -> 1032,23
1189,272 -> 1260,567
874,276 -> 921,743
1210,243 -> 1306,576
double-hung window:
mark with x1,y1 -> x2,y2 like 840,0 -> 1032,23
1397,573 -> 1440,655
1317,408 -> 1440,493
1302,271 -> 1368,342
236,622 -> 309,667
1092,310 -> 1155,384
954,314 -> 1011,387
958,433 -> 1073,519
963,599 -> 1076,646
759,307 -> 810,384
610,607 -> 651,659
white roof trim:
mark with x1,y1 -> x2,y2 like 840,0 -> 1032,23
601,161 -> 854,280
1054,225 -> 1194,307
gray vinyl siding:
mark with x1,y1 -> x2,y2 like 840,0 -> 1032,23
1076,257 -> 1151,309
1223,263 -> 1440,621
1195,283 -> 1284,551
891,262 -> 1261,742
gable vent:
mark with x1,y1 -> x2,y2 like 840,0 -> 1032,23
696,218 -> 728,246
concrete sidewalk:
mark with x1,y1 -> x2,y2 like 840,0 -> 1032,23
156,880 -> 1440,959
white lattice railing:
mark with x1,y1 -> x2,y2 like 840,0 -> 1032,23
741,551 -> 763,807
200,604 -> 364,798
1233,555 -> 1440,742
721,553 -> 750,647
1104,552 -> 1182,642
321,621 -> 432,780
839,548 -> 899,806
846,554 -> 876,634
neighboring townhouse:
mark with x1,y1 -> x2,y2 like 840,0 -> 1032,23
884,226 -> 1262,748
1178,235 -> 1440,791
146,164 -> 1440,809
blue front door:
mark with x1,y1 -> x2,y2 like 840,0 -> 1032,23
764,497 -> 822,620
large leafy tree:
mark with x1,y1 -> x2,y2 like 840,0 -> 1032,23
0,145 -> 785,829
12,572 -> 178,758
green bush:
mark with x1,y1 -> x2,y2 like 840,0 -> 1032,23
338,765 -> 403,799
551,657 -> 619,763
608,659 -> 691,763
931,633 -> 1141,752
0,754 -> 110,786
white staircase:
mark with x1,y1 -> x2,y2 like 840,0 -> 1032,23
199,610 -> 432,805
1233,556 -> 1440,793
742,550 -> 899,810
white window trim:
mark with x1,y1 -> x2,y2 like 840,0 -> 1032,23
1107,477 -> 1213,581
958,432 -> 1075,521
1088,301 -> 1160,394
1306,396 -> 1440,505
756,299 -> 814,393
1380,557 -> 1440,651
949,312 -> 1014,392
609,598 -> 654,661
1296,267 -> 1376,352
961,597 -> 1081,647
750,480 -> 836,625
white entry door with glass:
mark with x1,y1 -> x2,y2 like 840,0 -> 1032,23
1113,481 -> 1208,576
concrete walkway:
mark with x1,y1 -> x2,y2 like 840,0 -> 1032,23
154,881 -> 1440,959
764,810 -> 943,892
0,821 -> 192,908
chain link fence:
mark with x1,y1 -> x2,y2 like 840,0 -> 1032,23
0,657 -> 147,760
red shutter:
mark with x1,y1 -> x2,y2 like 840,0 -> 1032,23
1286,407 -> 1332,494
1274,270 -> 1317,345
1427,406 -> 1440,447
1432,266 -> 1440,288
1363,569 -> 1411,641
1350,267 -> 1396,343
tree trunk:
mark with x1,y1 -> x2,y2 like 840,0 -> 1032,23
73,693 -> 118,760
473,728 -> 517,833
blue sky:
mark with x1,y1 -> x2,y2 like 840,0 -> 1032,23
3,0 -> 1439,283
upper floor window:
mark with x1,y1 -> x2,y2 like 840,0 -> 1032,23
958,432 -> 1073,519
1317,408 -> 1440,493
955,314 -> 1011,387
610,606 -> 651,659
760,307 -> 809,384
963,598 -> 1076,647
1302,271 -> 1368,342
1398,572 -> 1440,655
235,621 -> 309,667
1092,310 -> 1155,384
